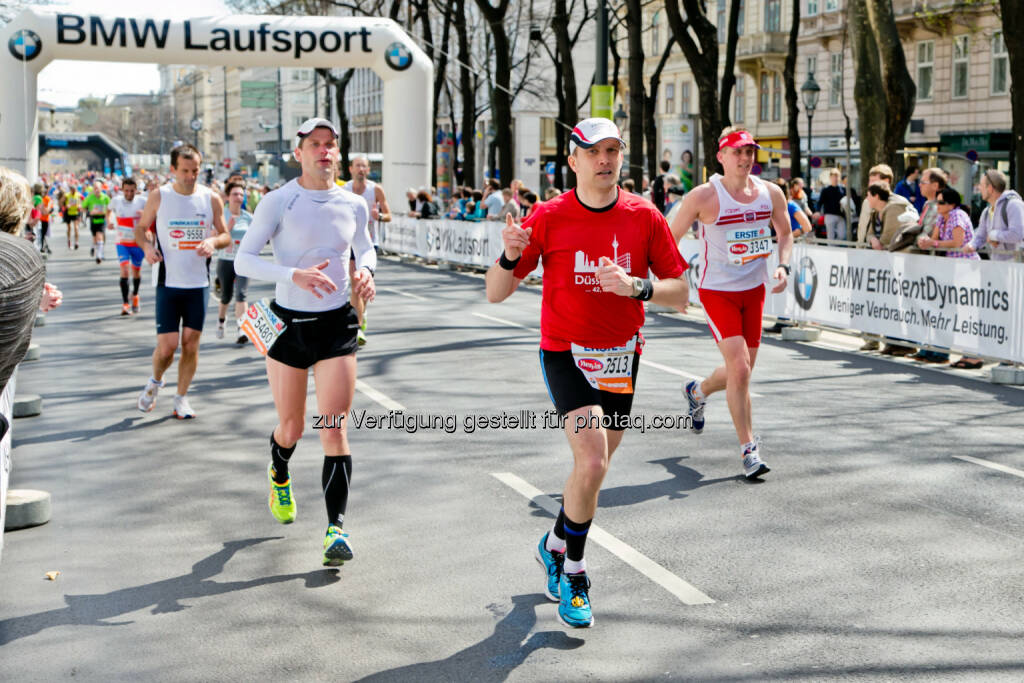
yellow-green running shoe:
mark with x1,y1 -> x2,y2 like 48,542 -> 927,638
267,463 -> 296,524
323,525 -> 353,566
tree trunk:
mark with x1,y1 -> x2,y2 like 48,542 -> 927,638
425,0 -> 453,188
625,0 -> 646,187
553,0 -> 577,189
317,67 -> 355,179
665,0 -> 722,179
719,0 -> 742,127
784,0 -> 801,180
474,0 -> 514,185
865,0 -> 915,176
645,39 -> 675,182
455,0 -> 476,188
999,0 -> 1024,189
847,0 -> 885,197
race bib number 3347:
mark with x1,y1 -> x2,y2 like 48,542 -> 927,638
726,226 -> 771,265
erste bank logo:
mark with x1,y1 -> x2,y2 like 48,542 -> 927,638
9,29 -> 42,62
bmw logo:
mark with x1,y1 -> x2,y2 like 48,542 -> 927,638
793,256 -> 817,311
384,42 -> 412,71
9,29 -> 42,62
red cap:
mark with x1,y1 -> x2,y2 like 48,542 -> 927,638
718,130 -> 762,150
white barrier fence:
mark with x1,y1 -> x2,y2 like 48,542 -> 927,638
678,240 -> 1024,364
381,216 -> 1023,364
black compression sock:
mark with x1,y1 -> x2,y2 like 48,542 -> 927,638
553,506 -> 567,542
120,277 -> 129,303
269,433 -> 296,484
132,277 -> 141,295
322,455 -> 352,528
563,514 -> 593,563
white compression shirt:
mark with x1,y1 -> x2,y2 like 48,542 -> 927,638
235,178 -> 377,312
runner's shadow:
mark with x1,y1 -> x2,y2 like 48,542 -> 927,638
355,593 -> 583,682
599,457 -> 740,507
13,415 -> 150,446
0,537 -> 337,645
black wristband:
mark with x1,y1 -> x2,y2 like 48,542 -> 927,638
778,263 -> 791,275
498,252 -> 521,270
631,278 -> 654,301
361,265 -> 375,278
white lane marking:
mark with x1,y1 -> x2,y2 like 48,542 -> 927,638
471,311 -> 538,332
379,286 -> 428,301
355,379 -> 406,411
953,455 -> 1024,480
492,472 -> 716,606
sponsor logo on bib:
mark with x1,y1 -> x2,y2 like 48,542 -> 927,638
577,358 -> 604,372
730,243 -> 748,254
170,229 -> 184,238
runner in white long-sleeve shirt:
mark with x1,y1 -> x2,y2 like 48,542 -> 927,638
235,117 -> 377,566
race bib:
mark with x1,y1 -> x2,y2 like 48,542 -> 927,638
167,220 -> 207,251
238,298 -> 287,356
726,225 -> 772,265
570,337 -> 637,394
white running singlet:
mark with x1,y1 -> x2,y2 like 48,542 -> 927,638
698,174 -> 773,292
111,195 -> 147,246
235,178 -> 376,312
343,179 -> 379,244
154,183 -> 216,289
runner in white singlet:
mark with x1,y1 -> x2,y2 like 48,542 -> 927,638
340,155 -> 391,346
669,126 -> 792,479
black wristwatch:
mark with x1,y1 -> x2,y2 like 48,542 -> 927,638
778,263 -> 791,275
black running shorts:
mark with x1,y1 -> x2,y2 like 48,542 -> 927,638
155,285 -> 208,334
267,301 -> 359,370
539,347 -> 641,431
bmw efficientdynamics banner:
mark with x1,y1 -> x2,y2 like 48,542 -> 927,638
678,239 -> 1024,363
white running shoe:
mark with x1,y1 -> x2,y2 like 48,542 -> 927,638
173,394 -> 196,419
742,439 -> 770,480
216,322 -> 225,339
137,378 -> 163,413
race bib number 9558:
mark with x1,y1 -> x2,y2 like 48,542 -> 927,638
167,220 -> 206,250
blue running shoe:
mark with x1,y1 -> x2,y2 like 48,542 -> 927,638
684,380 -> 706,434
558,571 -> 594,628
323,525 -> 353,566
535,532 -> 564,602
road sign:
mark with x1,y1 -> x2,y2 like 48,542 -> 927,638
810,156 -> 822,168
190,118 -> 203,132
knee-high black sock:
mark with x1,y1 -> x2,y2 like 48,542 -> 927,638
269,432 -> 296,484
552,506 -> 567,541
132,277 -> 141,295
119,277 -> 129,303
322,455 -> 352,528
563,514 -> 592,563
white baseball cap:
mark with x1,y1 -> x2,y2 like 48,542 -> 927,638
294,117 -> 339,149
569,117 -> 626,154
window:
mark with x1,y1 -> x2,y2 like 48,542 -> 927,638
760,72 -> 770,121
807,0 -> 818,16
717,0 -> 726,44
952,35 -> 969,100
829,52 -> 842,107
772,72 -> 782,121
734,75 -> 745,122
681,82 -> 691,114
807,55 -> 817,78
917,41 -> 934,101
737,0 -> 745,36
665,83 -> 675,114
652,11 -> 660,54
825,0 -> 837,10
765,0 -> 781,32
992,31 -> 1008,95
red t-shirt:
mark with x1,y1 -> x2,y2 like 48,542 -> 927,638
513,189 -> 687,351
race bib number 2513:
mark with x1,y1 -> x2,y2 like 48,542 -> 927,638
570,337 -> 638,394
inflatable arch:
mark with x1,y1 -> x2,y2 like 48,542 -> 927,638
0,8 -> 432,203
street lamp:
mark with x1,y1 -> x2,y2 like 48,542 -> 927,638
613,103 -> 627,130
800,72 -> 820,179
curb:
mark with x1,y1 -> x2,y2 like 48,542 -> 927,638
23,343 -> 40,362
13,394 -> 41,418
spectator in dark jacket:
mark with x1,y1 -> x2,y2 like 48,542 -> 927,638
819,168 -> 847,242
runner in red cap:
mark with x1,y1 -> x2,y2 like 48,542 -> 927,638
669,126 -> 792,479
486,117 -> 690,628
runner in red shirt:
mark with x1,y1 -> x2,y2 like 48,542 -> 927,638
669,126 -> 793,479
485,118 -> 690,629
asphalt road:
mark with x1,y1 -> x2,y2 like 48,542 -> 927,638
2,238 -> 1023,682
